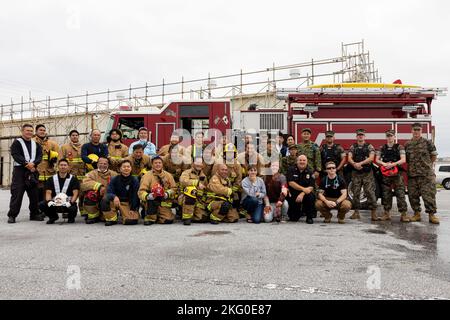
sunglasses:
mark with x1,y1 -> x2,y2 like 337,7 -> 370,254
326,167 -> 336,170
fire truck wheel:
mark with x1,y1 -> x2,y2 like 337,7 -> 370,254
347,181 -> 369,210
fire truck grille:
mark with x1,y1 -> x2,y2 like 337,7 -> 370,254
260,113 -> 284,131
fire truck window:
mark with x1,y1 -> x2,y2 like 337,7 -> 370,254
181,118 -> 209,137
439,166 -> 450,172
117,117 -> 144,139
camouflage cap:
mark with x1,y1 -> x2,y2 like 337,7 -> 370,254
288,144 -> 298,150
302,128 -> 312,133
385,129 -> 395,136
325,130 -> 335,137
412,123 -> 423,130
356,128 -> 366,135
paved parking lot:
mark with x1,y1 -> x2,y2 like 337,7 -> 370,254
0,189 -> 449,300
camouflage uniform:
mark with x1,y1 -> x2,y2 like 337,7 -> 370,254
298,141 -> 322,173
377,144 -> 408,213
405,137 -> 438,214
349,143 -> 377,210
280,154 -> 298,175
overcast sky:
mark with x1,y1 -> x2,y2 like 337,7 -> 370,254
1,0 -> 449,154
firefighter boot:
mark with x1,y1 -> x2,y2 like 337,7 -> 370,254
183,219 -> 192,226
400,212 -> 410,223
380,211 -> 391,221
410,212 -> 422,222
371,209 -> 380,222
429,213 -> 440,225
350,210 -> 360,220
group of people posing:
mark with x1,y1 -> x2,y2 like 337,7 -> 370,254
7,122 -> 440,226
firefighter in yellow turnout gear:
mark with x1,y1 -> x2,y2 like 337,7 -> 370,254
207,164 -> 239,224
107,129 -> 129,172
212,143 -> 243,219
138,156 -> 177,225
60,130 -> 87,218
179,157 -> 209,225
34,124 -> 60,205
126,144 -> 151,179
81,157 -> 118,224
59,130 -> 86,181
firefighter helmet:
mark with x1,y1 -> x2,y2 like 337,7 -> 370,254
224,143 -> 237,153
151,183 -> 165,198
140,168 -> 148,176
85,190 -> 99,202
48,150 -> 59,164
183,186 -> 197,199
380,165 -> 399,177
86,154 -> 99,171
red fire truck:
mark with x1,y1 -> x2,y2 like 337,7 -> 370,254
106,82 -> 444,206
107,82 -> 444,151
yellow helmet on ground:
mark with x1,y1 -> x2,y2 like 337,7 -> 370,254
86,154 -> 99,171
183,186 -> 197,199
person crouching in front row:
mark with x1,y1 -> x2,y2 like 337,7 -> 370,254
138,156 -> 177,225
315,161 -> 352,224
241,166 -> 269,224
286,155 -> 316,224
39,158 -> 80,224
102,160 -> 140,226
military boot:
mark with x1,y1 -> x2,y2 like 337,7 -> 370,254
323,212 -> 332,223
380,211 -> 391,221
400,213 -> 410,223
410,212 -> 422,222
371,209 -> 380,221
350,210 -> 360,220
429,213 -> 440,225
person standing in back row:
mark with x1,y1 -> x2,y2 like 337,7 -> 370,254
7,124 -> 44,223
376,129 -> 410,222
34,124 -> 59,206
347,129 -> 380,221
320,130 -> 346,178
405,123 -> 440,224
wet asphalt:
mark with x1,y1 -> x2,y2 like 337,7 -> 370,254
0,189 -> 449,300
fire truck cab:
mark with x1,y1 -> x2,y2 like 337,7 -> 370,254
106,100 -> 231,149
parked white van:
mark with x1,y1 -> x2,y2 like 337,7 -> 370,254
435,163 -> 450,190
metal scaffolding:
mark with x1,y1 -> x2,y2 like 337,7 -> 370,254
0,40 -> 380,138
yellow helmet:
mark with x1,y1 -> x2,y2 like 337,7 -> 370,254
48,150 -> 59,165
49,150 -> 59,161
224,143 -> 237,153
86,154 -> 99,171
183,186 -> 197,199
140,168 -> 148,176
